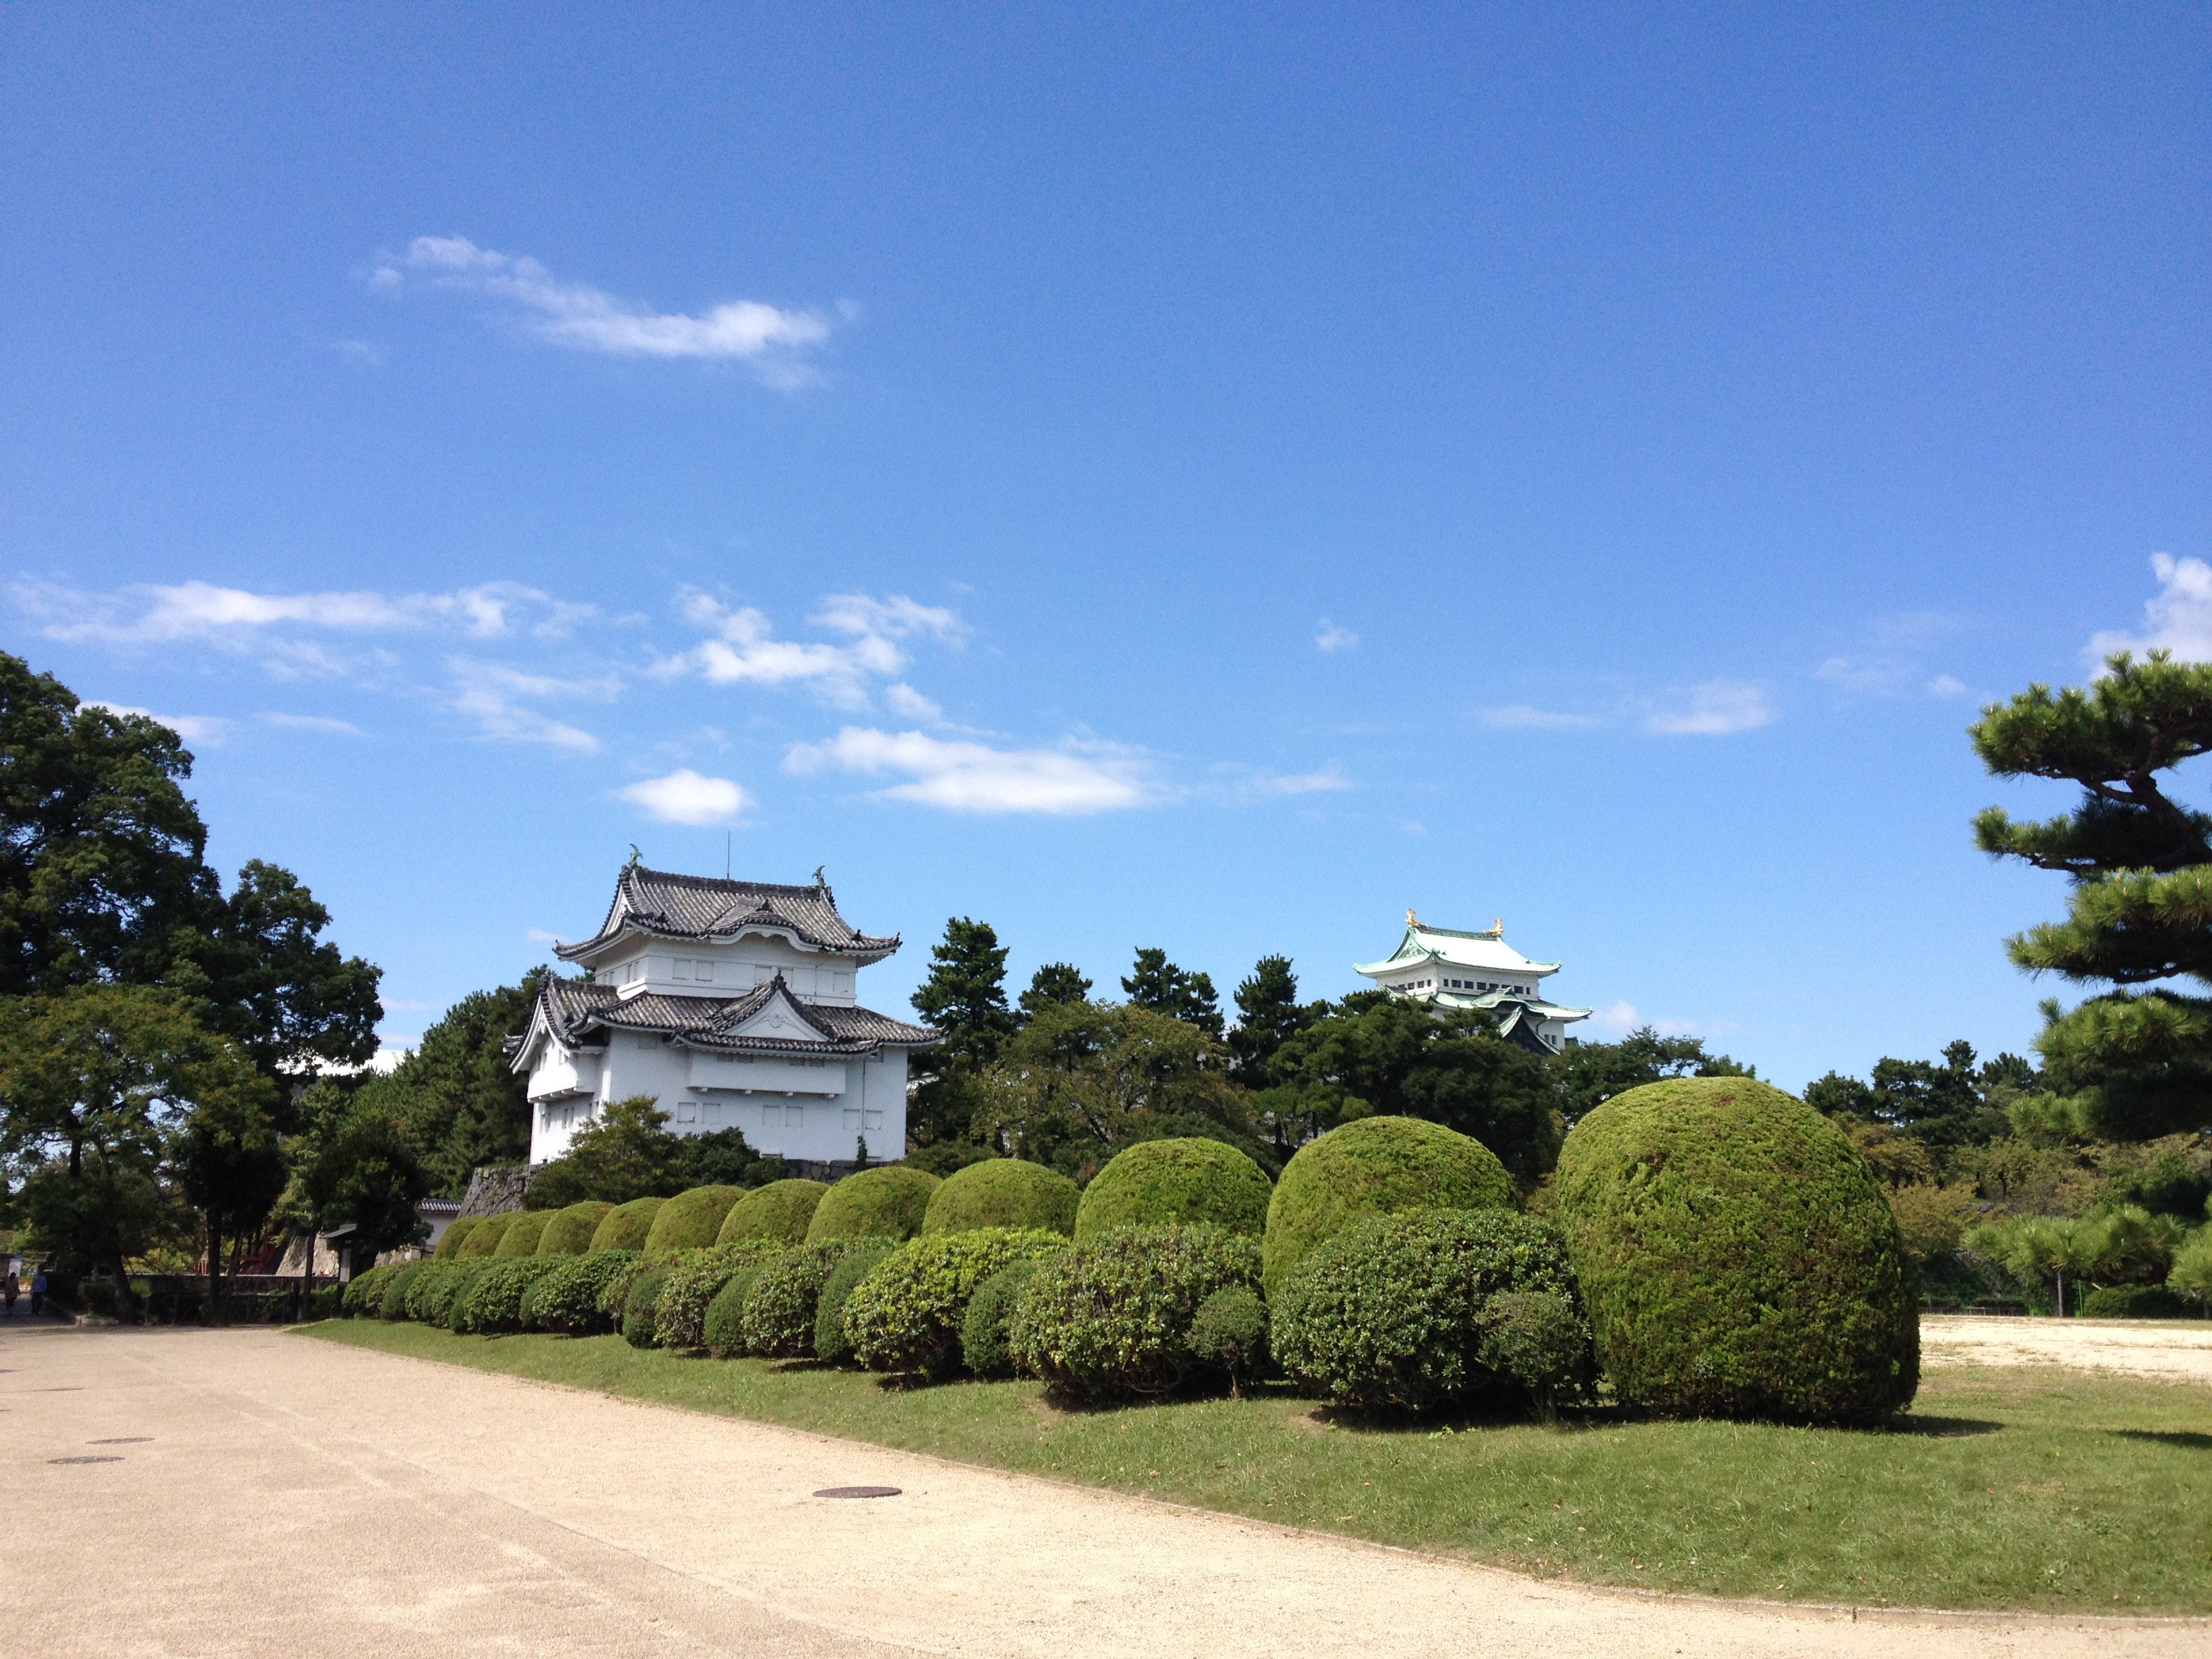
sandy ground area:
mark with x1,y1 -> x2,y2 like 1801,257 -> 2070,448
1921,1314 -> 2212,1382
1,1324 -> 2205,1659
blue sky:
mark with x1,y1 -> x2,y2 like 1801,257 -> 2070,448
3,5 -> 2206,1088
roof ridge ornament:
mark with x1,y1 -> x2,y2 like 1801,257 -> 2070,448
1406,907 -> 1419,927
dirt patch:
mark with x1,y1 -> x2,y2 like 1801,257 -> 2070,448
1922,1315 -> 2212,1383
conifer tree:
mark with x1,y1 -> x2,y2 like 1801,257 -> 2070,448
1972,649 -> 2212,1139
907,918 -> 1017,1148
1018,962 -> 1092,1020
1122,947 -> 1223,1036
1226,954 -> 1315,1084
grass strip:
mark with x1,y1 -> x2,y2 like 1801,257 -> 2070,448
304,1320 -> 2211,1614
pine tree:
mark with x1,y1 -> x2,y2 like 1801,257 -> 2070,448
1122,947 -> 1223,1036
1972,650 -> 2212,1139
910,918 -> 1017,1069
1226,954 -> 1314,1084
1018,962 -> 1092,1019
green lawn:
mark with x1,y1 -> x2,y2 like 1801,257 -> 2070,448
305,1319 -> 2209,1614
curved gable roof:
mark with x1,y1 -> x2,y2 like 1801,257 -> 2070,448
556,865 -> 899,963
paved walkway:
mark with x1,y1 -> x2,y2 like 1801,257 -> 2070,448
2,1324 -> 2205,1659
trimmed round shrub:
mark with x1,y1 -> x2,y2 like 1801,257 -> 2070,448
1263,1115 -> 1514,1296
1555,1076 -> 1919,1423
702,1262 -> 775,1359
922,1159 -> 1079,1237
1272,1209 -> 1583,1414
2080,1283 -> 2197,1320
590,1196 -> 666,1252
1076,1139 -> 1273,1242
654,1243 -> 785,1351
644,1185 -> 746,1258
401,1261 -> 464,1322
434,1216 -> 482,1261
492,1209 -> 552,1257
451,1258 -> 560,1334
1011,1225 -> 1260,1400
813,1241 -> 897,1366
377,1261 -> 434,1319
718,1179 -> 828,1244
456,1211 -> 518,1258
422,1261 -> 493,1328
342,1263 -> 400,1316
743,1240 -> 879,1357
960,1258 -> 1045,1380
522,1250 -> 642,1334
808,1166 -> 941,1242
1189,1285 -> 1269,1392
845,1228 -> 1069,1376
537,1201 -> 615,1256
1479,1290 -> 1592,1416
621,1265 -> 672,1348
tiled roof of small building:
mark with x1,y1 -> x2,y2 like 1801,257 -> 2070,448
528,972 -> 938,1058
556,865 -> 900,962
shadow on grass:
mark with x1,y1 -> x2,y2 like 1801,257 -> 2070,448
1869,1414 -> 2003,1439
2109,1429 -> 2212,1451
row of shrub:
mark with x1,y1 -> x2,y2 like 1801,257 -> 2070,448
354,1076 -> 1921,1424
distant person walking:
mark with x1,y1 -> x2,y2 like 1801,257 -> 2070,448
29,1267 -> 47,1316
2,1269 -> 17,1316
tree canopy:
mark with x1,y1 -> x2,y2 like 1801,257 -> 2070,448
1122,946 -> 1223,1035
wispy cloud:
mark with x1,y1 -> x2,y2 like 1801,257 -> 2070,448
1209,761 -> 1354,800
2089,554 -> 2212,665
617,769 -> 748,826
1645,680 -> 1773,737
448,657 -> 613,752
784,727 -> 1150,815
1315,619 -> 1359,653
83,701 -> 230,744
1589,999 -> 1727,1039
333,339 -> 386,369
1816,611 -> 1963,698
885,682 -> 942,720
1479,704 -> 1601,731
373,235 -> 835,388
656,590 -> 966,710
261,712 -> 364,735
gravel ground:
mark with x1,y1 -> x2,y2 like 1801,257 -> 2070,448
2,1323 -> 2205,1659
1921,1314 -> 2212,1382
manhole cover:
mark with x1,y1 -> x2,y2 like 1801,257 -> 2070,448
813,1486 -> 902,1500
49,1455 -> 123,1465
89,1437 -> 150,1445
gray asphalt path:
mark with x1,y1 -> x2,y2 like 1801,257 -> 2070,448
1,1324 -> 2204,1659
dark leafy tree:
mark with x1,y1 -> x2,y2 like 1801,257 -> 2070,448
676,1126 -> 783,1190
1019,962 -> 1092,1020
1122,947 -> 1223,1036
347,974 -> 542,1195
1973,650 -> 2212,1139
907,918 -> 1018,1147
293,1084 -> 432,1269
1550,1025 -> 1753,1126
1263,994 -> 1563,1182
1805,1040 -> 2026,1151
522,1095 -> 692,1209
1226,954 -> 1319,1084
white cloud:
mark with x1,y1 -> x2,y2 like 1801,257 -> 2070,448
2088,553 -> 2212,664
334,339 -> 386,369
376,235 -> 834,387
784,727 -> 1149,815
1927,674 -> 1969,699
83,701 -> 229,744
448,657 -> 612,752
1315,619 -> 1359,653
617,769 -> 749,826
1589,1000 -> 1722,1039
261,712 -> 364,735
526,928 -> 562,944
1254,763 -> 1352,796
1479,704 -> 1601,731
1645,680 -> 1773,737
885,682 -> 942,720
657,590 -> 966,710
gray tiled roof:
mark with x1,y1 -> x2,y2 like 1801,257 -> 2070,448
556,865 -> 900,962
531,973 -> 937,1058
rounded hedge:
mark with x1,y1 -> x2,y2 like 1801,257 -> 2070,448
401,1261 -> 464,1322
813,1241 -> 897,1366
644,1185 -> 746,1258
491,1209 -> 552,1257
807,1166 -> 941,1242
379,1260 -> 436,1319
1188,1285 -> 1269,1391
655,1243 -> 786,1350
434,1217 -> 482,1261
922,1159 -> 1079,1238
537,1201 -> 614,1256
1012,1224 -> 1261,1401
702,1271 -> 758,1359
452,1258 -> 559,1334
590,1196 -> 665,1252
1554,1076 -> 1919,1423
1075,1139 -> 1273,1242
422,1261 -> 493,1328
1271,1210 -> 1584,1414
456,1211 -> 518,1258
717,1179 -> 829,1245
342,1263 -> 400,1315
1263,1116 -> 1514,1296
844,1228 -> 1069,1376
743,1241 -> 874,1357
621,1265 -> 672,1348
960,1258 -> 1044,1380
2080,1283 -> 2196,1320
522,1250 -> 642,1334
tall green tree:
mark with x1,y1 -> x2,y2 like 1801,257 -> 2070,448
1018,962 -> 1092,1019
1803,1040 -> 2028,1151
523,1095 -> 691,1208
347,974 -> 541,1195
291,1083 -> 431,1269
1971,650 -> 2212,1138
1122,946 -> 1223,1036
907,918 -> 1017,1147
1226,954 -> 1318,1084
1550,1025 -> 1753,1126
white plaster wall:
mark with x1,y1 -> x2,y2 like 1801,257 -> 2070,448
598,935 -> 860,1005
